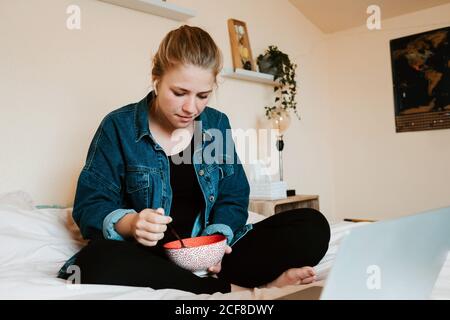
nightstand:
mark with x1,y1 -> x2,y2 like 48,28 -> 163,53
249,195 -> 320,217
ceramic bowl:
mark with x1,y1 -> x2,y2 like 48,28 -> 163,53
163,234 -> 227,273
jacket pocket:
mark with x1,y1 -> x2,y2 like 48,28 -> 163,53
218,163 -> 234,180
126,171 -> 149,193
124,168 -> 151,210
205,158 -> 235,181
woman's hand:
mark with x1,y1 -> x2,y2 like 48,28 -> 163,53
207,245 -> 232,274
117,207 -> 172,247
132,208 -> 172,246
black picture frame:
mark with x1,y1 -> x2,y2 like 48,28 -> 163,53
390,26 -> 449,132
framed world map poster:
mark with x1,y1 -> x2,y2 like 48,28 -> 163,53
390,26 -> 449,133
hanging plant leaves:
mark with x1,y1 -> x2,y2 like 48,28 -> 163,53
257,45 -> 300,120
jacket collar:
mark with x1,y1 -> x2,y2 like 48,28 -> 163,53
134,90 -> 153,143
134,90 -> 213,144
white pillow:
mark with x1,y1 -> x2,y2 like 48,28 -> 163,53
0,196 -> 85,267
0,190 -> 35,211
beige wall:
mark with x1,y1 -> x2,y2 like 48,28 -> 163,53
327,3 -> 450,220
0,0 -> 335,219
2,0 -> 448,222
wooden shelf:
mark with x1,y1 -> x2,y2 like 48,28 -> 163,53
221,68 -> 276,85
98,0 -> 196,21
249,195 -> 320,217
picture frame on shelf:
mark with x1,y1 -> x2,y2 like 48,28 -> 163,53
227,18 -> 256,71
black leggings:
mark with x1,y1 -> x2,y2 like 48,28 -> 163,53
72,208 -> 330,294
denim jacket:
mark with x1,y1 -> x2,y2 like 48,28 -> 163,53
58,91 -> 252,277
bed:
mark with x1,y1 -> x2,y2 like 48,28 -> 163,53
0,190 -> 449,300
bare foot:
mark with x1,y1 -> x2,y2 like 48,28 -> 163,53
230,284 -> 250,292
229,267 -> 316,292
265,267 -> 316,288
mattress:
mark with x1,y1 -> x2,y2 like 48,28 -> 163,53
0,190 -> 448,300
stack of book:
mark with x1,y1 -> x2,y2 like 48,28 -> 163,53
249,181 -> 287,200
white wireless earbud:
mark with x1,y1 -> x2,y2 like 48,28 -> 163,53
154,81 -> 158,96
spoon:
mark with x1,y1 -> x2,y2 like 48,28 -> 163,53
167,223 -> 188,248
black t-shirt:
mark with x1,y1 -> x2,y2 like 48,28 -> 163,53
163,136 -> 204,244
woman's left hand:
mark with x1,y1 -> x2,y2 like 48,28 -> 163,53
208,245 -> 232,274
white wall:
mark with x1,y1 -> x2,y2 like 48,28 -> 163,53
3,0 -> 448,222
0,0 -> 335,219
327,3 -> 450,220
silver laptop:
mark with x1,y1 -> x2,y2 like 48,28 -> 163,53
278,206 -> 450,300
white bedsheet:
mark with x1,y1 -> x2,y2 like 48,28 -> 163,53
0,190 -> 449,300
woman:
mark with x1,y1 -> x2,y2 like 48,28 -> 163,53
58,25 -> 330,294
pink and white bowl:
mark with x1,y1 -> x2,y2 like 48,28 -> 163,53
163,234 -> 227,274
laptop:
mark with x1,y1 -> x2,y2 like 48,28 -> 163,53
278,206 -> 450,300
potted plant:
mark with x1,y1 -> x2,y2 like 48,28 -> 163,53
257,45 -> 300,120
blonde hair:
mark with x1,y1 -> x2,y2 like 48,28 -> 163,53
151,25 -> 223,85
